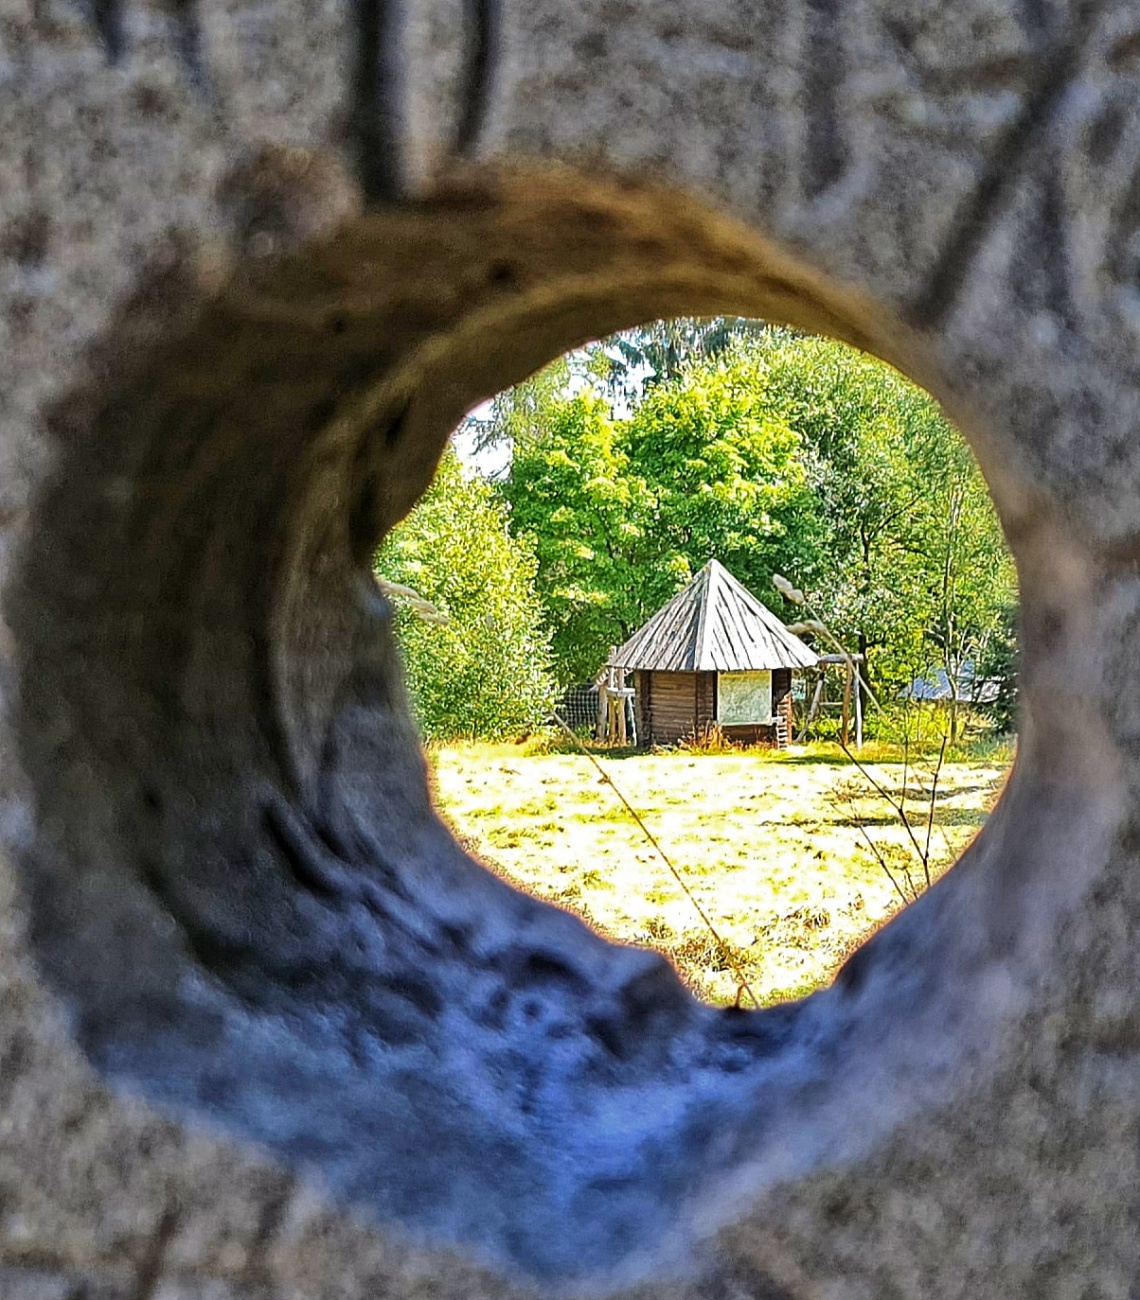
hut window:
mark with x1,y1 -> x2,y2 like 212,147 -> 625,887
717,670 -> 773,725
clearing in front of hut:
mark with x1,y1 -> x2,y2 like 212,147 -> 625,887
431,741 -> 1012,1006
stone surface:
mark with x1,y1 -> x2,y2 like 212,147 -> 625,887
1,0 -> 1140,1295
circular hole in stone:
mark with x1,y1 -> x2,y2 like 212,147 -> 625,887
384,318 -> 1018,1011
8,170 -> 1043,1286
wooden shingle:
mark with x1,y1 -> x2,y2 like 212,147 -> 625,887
611,559 -> 817,672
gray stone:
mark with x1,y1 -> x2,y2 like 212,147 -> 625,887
1,0 -> 1139,1295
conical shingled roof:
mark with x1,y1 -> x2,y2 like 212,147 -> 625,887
611,559 -> 818,673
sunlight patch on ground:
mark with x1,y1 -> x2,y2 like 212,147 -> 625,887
431,746 -> 1009,1005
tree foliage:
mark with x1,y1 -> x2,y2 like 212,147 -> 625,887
496,391 -> 651,682
465,354 -> 575,457
376,452 -> 555,740
490,323 -> 1017,712
749,332 -> 1016,692
620,365 -> 824,619
976,600 -> 1019,733
500,372 -> 820,682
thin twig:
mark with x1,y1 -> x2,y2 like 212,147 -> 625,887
896,752 -> 956,862
833,790 -> 911,906
786,587 -> 941,893
551,711 -> 761,1009
922,735 -> 948,889
898,707 -> 920,897
838,738 -> 930,867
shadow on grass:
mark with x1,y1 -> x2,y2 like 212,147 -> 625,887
830,808 -> 989,831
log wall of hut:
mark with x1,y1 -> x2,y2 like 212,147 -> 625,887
634,669 -> 794,747
635,670 -> 706,746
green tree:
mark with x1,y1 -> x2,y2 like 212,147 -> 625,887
462,353 -> 576,457
501,357 -> 827,682
727,332 -> 1016,696
977,600 -> 1019,733
587,316 -> 774,403
621,357 -> 826,617
494,324 -> 1016,708
377,452 -> 555,739
500,390 -> 657,682
903,413 -> 1017,734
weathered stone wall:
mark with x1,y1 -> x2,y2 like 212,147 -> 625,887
2,0 -> 1139,1296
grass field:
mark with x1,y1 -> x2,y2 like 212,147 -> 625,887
431,739 -> 1013,1006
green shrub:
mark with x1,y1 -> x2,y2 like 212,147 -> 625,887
377,453 -> 556,740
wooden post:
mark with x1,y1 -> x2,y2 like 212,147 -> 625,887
854,664 -> 863,748
840,659 -> 852,748
596,655 -> 613,741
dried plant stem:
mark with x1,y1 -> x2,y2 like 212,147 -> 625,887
802,598 -> 882,714
839,738 -> 930,867
922,736 -> 948,888
837,792 -> 912,905
782,576 -> 945,904
551,711 -> 761,1008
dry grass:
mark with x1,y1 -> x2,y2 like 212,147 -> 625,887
431,741 -> 1012,1006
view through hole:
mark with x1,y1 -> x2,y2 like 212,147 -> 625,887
379,318 -> 1018,1008
12,172 -> 1048,1285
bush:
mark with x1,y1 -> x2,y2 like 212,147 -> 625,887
377,453 -> 556,740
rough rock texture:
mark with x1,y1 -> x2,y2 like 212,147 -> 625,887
2,0 -> 1140,1296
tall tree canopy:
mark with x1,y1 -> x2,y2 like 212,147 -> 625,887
500,370 -> 820,682
497,391 -> 652,681
491,324 -> 1016,699
585,316 -> 769,401
743,331 -> 1015,690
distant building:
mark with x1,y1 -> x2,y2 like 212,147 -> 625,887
905,661 -> 999,705
610,559 -> 817,747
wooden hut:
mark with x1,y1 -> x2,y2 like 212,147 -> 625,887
611,559 -> 818,747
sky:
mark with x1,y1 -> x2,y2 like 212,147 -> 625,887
448,346 -> 650,480
450,399 -> 511,479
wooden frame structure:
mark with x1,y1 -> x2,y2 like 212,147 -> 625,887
595,660 -> 638,745
798,652 -> 866,747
